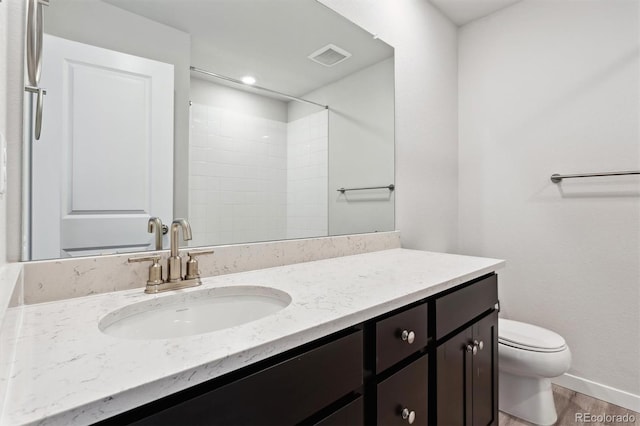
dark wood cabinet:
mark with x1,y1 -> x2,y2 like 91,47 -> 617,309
100,273 -> 499,426
435,275 -> 499,426
436,325 -> 473,426
377,355 -> 428,426
472,311 -> 499,426
375,303 -> 429,373
313,396 -> 364,426
108,330 -> 364,426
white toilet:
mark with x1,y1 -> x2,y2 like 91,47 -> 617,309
498,318 -> 571,426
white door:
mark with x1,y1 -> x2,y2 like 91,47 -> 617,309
32,35 -> 174,259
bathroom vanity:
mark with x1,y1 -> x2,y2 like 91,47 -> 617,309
1,248 -> 503,425
102,275 -> 497,425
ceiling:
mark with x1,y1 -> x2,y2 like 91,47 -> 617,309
429,0 -> 523,26
103,0 -> 393,97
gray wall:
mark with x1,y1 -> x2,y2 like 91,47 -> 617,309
44,0 -> 192,219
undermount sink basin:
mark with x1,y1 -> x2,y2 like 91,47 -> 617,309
99,286 -> 291,340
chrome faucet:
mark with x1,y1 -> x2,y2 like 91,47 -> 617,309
168,218 -> 192,282
129,218 -> 214,294
147,217 -> 165,250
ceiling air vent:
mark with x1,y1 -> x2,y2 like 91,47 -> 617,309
308,44 -> 352,67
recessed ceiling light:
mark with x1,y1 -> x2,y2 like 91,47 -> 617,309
241,76 -> 256,85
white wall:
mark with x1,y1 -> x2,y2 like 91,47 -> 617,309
319,0 -> 459,252
3,0 -> 25,263
43,0 -> 192,220
290,58 -> 395,236
286,110 -> 328,239
190,78 -> 288,122
0,0 -> 8,267
189,79 -> 288,245
190,79 -> 331,244
459,0 -> 640,405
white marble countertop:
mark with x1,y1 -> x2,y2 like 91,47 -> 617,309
1,248 -> 504,426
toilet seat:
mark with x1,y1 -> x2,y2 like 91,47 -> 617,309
499,318 -> 566,353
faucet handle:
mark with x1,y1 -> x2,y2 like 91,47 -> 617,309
128,254 -> 161,263
185,249 -> 214,280
187,249 -> 215,256
128,255 -> 164,286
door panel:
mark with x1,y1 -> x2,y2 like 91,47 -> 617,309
33,34 -> 174,258
472,311 -> 498,426
436,326 -> 473,426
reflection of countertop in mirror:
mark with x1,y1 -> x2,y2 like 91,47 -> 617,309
2,248 -> 504,426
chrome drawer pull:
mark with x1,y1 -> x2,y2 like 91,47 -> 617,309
466,343 -> 478,355
401,407 -> 416,424
401,329 -> 415,344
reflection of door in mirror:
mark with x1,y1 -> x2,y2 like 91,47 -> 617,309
31,35 -> 174,259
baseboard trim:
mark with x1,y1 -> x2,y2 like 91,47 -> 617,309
553,373 -> 640,412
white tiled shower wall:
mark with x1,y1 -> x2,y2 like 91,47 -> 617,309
189,104 -> 288,246
189,104 -> 328,245
286,110 -> 328,239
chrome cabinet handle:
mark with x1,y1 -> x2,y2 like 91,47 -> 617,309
401,408 -> 416,424
475,340 -> 484,351
401,329 -> 415,344
466,343 -> 478,355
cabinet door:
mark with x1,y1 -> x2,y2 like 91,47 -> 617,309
377,355 -> 428,426
472,310 -> 498,426
436,326 -> 473,426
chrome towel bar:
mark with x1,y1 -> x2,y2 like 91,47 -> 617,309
337,184 -> 395,193
550,170 -> 640,183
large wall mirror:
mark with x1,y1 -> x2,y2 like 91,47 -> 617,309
22,0 -> 395,261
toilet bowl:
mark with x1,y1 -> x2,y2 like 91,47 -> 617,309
498,318 -> 571,426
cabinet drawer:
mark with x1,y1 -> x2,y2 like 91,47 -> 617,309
376,302 -> 428,373
314,396 -> 363,426
436,274 -> 497,340
133,331 -> 363,426
377,355 -> 428,426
